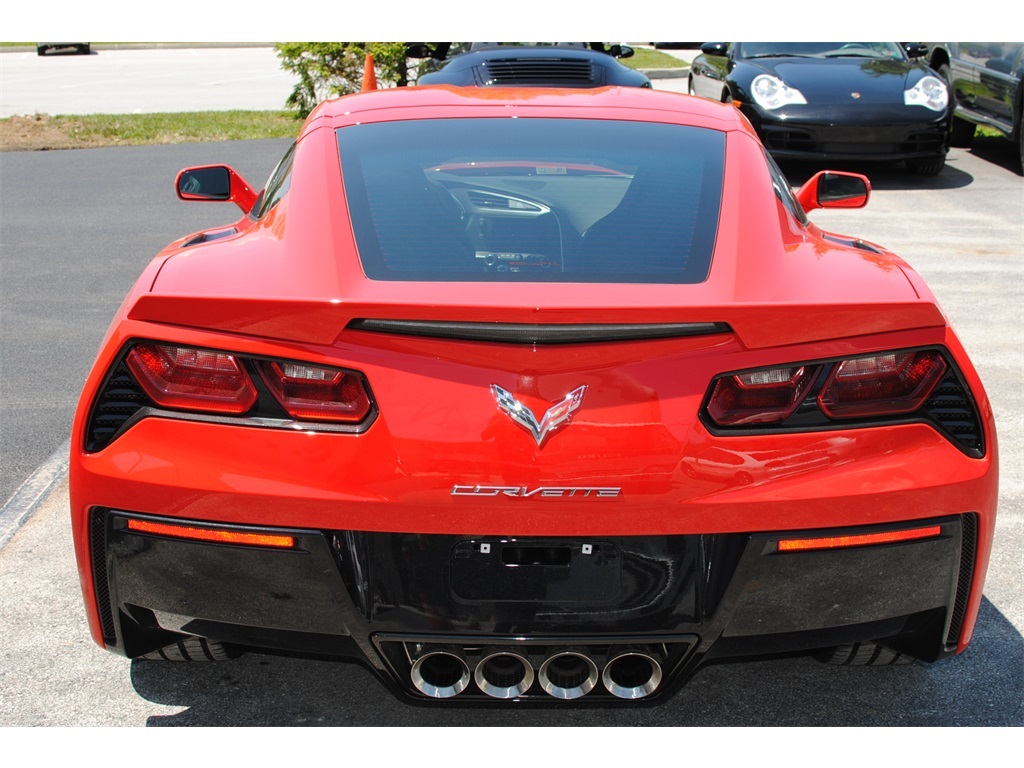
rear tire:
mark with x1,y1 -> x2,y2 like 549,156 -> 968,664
814,642 -> 914,666
137,636 -> 239,662
906,156 -> 946,176
1019,121 -> 1023,175
949,117 -> 976,148
939,64 -> 976,148
1017,107 -> 1023,175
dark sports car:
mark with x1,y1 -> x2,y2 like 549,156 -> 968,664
70,85 -> 996,704
926,42 -> 1024,173
689,42 -> 951,175
415,42 -> 652,88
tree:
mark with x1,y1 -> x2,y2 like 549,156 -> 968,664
274,42 -> 412,117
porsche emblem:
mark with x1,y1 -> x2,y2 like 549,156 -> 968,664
491,384 -> 586,447
851,92 -> 861,99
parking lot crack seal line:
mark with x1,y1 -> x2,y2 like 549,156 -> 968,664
0,438 -> 70,550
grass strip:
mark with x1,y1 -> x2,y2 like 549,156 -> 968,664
1,111 -> 302,151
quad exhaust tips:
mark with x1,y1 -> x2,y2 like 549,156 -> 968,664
409,644 -> 663,700
410,647 -> 471,699
538,649 -> 601,700
474,649 -> 535,699
602,648 -> 663,700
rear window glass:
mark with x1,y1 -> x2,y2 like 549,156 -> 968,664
338,118 -> 724,283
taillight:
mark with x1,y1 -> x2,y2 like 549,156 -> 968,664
126,343 -> 257,414
818,350 -> 947,418
256,361 -> 371,423
702,348 -> 970,449
706,365 -> 818,426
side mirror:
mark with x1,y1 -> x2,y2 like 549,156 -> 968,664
405,43 -> 434,59
176,165 -> 258,214
903,42 -> 928,59
610,44 -> 634,59
701,42 -> 728,56
795,171 -> 871,213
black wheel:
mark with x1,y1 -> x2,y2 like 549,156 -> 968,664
949,116 -> 976,148
36,45 -> 47,56
939,64 -> 976,148
814,642 -> 914,666
1017,88 -> 1023,175
137,636 -> 240,662
77,44 -> 91,55
1019,119 -> 1023,175
906,156 -> 946,176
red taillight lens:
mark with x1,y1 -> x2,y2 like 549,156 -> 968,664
818,350 -> 947,418
256,361 -> 371,423
126,343 -> 258,414
707,365 -> 818,426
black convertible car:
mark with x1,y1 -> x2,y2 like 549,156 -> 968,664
689,42 -> 951,175
413,42 -> 652,89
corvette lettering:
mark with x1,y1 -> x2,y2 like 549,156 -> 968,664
452,485 -> 621,498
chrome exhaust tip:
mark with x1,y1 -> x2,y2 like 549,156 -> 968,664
602,649 -> 663,700
474,649 -> 535,699
410,647 -> 471,699
538,649 -> 599,700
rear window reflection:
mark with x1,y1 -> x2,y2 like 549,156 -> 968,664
338,118 -> 724,284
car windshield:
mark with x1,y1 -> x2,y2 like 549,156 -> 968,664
337,118 -> 725,283
738,42 -> 905,60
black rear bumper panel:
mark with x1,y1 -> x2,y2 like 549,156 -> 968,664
93,508 -> 973,703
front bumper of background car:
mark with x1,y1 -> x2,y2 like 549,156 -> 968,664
740,105 -> 950,162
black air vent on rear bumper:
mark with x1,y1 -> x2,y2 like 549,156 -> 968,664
477,58 -> 599,86
90,507 -> 117,645
945,513 -> 977,648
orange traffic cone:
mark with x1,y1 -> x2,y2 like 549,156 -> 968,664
361,53 -> 378,92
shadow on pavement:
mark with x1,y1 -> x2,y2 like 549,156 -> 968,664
778,158 -> 975,191
779,135 -> 1022,190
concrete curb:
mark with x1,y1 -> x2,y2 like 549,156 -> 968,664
0,439 -> 69,549
643,67 -> 690,79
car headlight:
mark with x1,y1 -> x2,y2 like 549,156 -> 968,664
750,74 -> 807,110
904,75 -> 949,111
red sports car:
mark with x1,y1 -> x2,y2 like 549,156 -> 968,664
70,85 -> 997,703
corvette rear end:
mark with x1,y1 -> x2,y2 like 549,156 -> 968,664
70,86 -> 996,703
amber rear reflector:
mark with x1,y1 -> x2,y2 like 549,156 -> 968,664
777,525 -> 942,552
126,518 -> 295,549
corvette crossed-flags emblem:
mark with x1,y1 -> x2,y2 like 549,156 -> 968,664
491,384 -> 587,448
